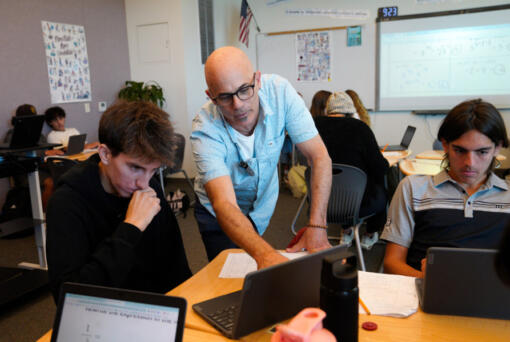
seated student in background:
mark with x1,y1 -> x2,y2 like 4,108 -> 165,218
382,99 -> 510,278
313,91 -> 389,249
44,106 -> 99,151
3,104 -> 59,210
46,101 -> 191,301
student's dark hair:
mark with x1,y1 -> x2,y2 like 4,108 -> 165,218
310,90 -> 332,118
44,106 -> 66,125
438,99 -> 508,148
12,104 -> 37,125
15,104 -> 36,117
438,99 -> 508,172
99,101 -> 175,167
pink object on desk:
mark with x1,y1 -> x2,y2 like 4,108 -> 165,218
271,308 -> 336,342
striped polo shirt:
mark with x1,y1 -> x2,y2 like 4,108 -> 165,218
381,170 -> 510,270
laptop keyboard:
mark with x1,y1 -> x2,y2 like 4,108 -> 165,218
207,304 -> 239,331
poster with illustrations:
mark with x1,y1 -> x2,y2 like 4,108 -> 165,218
296,31 -> 331,82
41,21 -> 91,103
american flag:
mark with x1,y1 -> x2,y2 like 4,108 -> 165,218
239,0 -> 253,47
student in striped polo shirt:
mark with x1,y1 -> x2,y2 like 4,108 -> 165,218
382,99 -> 510,278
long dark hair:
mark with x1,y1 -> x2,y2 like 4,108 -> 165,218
310,90 -> 331,118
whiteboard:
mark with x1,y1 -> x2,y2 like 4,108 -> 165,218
255,25 -> 376,109
377,6 -> 510,110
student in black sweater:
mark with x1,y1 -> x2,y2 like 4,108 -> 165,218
46,101 -> 191,301
313,91 -> 389,249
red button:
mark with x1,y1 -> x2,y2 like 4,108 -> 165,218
362,321 -> 378,331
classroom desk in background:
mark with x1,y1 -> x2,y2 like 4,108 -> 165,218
416,150 -> 507,161
382,150 -> 411,167
399,158 -> 442,176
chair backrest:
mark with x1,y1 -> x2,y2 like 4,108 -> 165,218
432,139 -> 443,151
167,133 -> 185,173
306,164 -> 367,227
46,157 -> 78,184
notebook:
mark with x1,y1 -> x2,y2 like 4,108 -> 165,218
63,134 -> 87,155
51,282 -> 187,342
380,125 -> 416,151
0,115 -> 45,149
416,247 -> 510,319
193,245 -> 348,339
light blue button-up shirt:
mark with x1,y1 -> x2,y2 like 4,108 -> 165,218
191,74 -> 318,234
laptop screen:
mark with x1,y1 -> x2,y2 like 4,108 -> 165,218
400,125 -> 416,147
52,284 -> 186,342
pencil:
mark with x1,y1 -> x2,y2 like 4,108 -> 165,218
359,297 -> 371,315
381,143 -> 389,153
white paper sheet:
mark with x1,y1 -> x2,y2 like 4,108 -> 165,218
358,271 -> 418,318
219,252 -> 308,278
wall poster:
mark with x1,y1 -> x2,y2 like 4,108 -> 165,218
41,21 -> 91,103
296,31 -> 331,82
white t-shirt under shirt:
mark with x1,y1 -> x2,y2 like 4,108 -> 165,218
233,129 -> 255,160
47,127 -> 80,148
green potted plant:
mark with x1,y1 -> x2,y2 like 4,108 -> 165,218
117,80 -> 166,108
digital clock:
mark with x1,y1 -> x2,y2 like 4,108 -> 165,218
378,6 -> 398,18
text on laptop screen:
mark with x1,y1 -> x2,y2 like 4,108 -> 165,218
55,293 -> 180,341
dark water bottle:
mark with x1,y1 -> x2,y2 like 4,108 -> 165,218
320,253 -> 358,342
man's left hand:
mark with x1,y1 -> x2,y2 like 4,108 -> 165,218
286,227 -> 331,253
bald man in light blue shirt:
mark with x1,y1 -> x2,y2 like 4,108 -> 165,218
191,46 -> 332,269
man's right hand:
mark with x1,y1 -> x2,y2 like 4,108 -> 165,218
124,188 -> 161,231
255,250 -> 289,270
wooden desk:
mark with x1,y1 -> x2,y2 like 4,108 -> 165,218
382,150 -> 411,167
47,149 -> 97,162
399,158 -> 442,176
416,150 -> 507,161
37,249 -> 510,341
36,327 -> 231,342
169,249 -> 510,341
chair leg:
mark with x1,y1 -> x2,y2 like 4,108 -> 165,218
353,223 -> 366,271
180,169 -> 196,206
290,193 -> 307,235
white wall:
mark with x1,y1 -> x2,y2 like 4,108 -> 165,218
124,0 -> 205,176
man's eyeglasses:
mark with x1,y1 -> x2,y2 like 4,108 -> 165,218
212,74 -> 256,106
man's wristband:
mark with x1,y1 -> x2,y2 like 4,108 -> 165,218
307,223 -> 328,230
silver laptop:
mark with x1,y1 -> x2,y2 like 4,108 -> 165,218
51,282 -> 187,342
416,247 -> 510,319
380,125 -> 416,151
63,134 -> 87,155
193,245 -> 348,339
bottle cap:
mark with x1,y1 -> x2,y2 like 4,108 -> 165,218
321,252 -> 358,291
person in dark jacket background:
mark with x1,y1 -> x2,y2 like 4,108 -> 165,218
313,91 -> 389,249
46,101 -> 191,301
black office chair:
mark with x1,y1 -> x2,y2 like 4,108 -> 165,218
291,164 -> 371,271
159,133 -> 196,205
